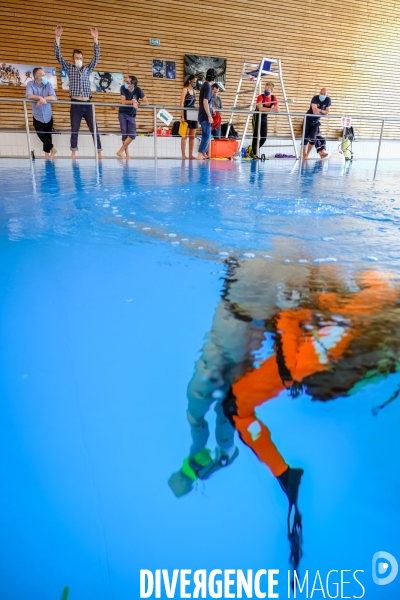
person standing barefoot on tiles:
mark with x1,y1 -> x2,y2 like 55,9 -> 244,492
302,87 -> 331,160
54,25 -> 103,160
180,75 -> 198,159
116,76 -> 148,159
197,68 -> 217,160
26,67 -> 57,159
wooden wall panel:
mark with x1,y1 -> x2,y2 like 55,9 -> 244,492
0,0 -> 400,140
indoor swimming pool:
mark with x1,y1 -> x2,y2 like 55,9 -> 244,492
1,158 -> 399,599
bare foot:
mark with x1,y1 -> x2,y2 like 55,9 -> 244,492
319,151 -> 328,159
45,152 -> 51,159
116,150 -> 124,158
182,155 -> 188,159
125,151 -> 130,159
50,147 -> 57,158
71,150 -> 76,160
98,152 -> 103,160
188,155 -> 195,159
197,152 -> 206,161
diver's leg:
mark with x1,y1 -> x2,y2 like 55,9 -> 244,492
168,350 -> 225,497
224,357 -> 289,478
226,353 -> 303,500
214,399 -> 235,454
186,368 -> 216,457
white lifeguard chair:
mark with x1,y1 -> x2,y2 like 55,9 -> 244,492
225,57 -> 298,159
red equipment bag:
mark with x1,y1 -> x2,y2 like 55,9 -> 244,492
212,112 -> 222,131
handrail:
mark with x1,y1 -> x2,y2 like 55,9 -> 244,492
0,97 -> 389,178
0,96 -> 400,122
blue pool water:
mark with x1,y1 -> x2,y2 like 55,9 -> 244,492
0,158 -> 399,599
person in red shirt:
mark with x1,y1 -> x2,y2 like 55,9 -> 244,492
252,82 -> 279,159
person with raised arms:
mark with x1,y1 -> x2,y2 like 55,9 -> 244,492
54,24 -> 103,160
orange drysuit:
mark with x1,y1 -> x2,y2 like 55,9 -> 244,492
230,272 -> 397,477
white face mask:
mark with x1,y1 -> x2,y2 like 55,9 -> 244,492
75,59 -> 83,68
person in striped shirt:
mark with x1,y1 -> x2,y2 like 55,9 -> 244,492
54,25 -> 103,159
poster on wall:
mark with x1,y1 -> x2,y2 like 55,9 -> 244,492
165,61 -> 176,80
184,54 -> 226,91
152,59 -> 165,78
0,63 -> 57,88
60,69 -> 124,93
152,60 -> 176,79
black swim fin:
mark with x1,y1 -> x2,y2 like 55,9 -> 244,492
277,467 -> 304,571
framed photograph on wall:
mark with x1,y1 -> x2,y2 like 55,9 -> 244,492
184,54 -> 227,91
152,59 -> 164,79
0,63 -> 57,88
60,70 -> 124,93
165,61 -> 176,80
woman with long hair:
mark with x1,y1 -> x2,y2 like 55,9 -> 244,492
180,75 -> 198,159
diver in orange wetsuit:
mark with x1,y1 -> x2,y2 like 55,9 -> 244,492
224,269 -> 398,486
169,258 -> 400,566
169,259 -> 399,532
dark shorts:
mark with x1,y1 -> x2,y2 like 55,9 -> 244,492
118,112 -> 137,141
185,119 -> 198,129
184,110 -> 198,129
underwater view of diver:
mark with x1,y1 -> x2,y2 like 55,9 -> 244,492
169,257 -> 400,577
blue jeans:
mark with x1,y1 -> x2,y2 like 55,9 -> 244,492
212,125 -> 221,139
70,101 -> 102,151
198,120 -> 212,154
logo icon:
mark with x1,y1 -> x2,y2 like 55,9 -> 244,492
372,552 -> 398,585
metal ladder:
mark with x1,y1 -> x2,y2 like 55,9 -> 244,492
225,57 -> 298,159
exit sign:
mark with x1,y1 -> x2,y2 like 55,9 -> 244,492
150,38 -> 160,46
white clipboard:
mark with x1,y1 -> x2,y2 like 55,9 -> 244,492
186,109 -> 198,121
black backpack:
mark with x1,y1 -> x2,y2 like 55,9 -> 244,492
221,123 -> 239,139
171,121 -> 180,136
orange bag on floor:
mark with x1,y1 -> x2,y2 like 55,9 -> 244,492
210,139 -> 239,159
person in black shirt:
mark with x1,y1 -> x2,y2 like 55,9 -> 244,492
303,88 -> 331,160
197,68 -> 217,160
117,75 -> 148,158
